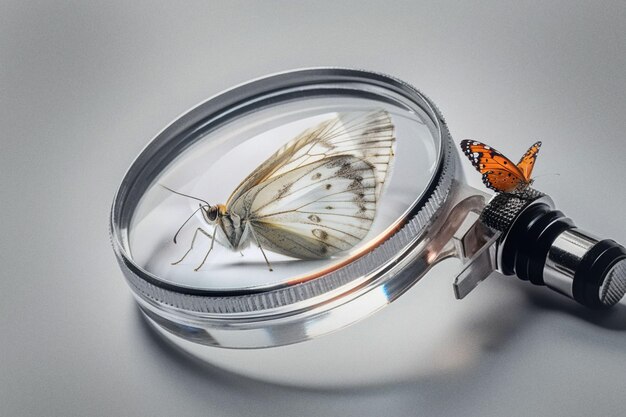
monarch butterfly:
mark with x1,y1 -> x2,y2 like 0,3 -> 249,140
460,140 -> 542,193
166,110 -> 396,271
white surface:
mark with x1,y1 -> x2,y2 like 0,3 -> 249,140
2,2 -> 626,416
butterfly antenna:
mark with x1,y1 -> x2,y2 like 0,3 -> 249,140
172,205 -> 204,244
533,173 -> 561,180
159,184 -> 211,206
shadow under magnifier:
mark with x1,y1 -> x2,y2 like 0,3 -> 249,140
524,285 -> 626,331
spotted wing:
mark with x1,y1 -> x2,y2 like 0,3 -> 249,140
228,155 -> 376,259
517,141 -> 542,181
460,140 -> 527,193
226,110 -> 395,206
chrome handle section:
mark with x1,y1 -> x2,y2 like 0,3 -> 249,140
543,228 -> 599,299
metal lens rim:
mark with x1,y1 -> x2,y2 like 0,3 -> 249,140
110,67 -> 455,315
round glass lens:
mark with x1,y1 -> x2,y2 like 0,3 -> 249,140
128,94 -> 440,291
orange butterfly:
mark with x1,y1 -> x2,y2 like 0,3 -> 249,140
460,140 -> 542,193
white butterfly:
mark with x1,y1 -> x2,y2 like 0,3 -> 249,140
165,110 -> 396,271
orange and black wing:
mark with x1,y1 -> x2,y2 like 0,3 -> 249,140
460,140 -> 527,193
516,141 -> 542,181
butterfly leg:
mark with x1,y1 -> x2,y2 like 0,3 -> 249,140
257,244 -> 273,272
194,230 -> 217,271
248,226 -> 273,272
171,227 -> 213,266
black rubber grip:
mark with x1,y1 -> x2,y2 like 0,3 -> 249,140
499,203 -> 551,277
500,203 -> 574,284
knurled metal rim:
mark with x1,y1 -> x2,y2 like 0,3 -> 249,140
601,259 -> 626,306
110,68 -> 457,315
479,188 -> 548,234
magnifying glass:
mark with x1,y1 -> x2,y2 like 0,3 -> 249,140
110,68 -> 625,382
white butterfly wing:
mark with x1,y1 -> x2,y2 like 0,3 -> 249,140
226,110 -> 395,206
228,155 -> 377,259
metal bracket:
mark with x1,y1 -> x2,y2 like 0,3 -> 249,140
453,231 -> 501,299
450,206 -> 502,300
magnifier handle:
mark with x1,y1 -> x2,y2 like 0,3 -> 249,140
473,190 -> 626,309
499,202 -> 626,309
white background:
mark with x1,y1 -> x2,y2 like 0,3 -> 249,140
2,2 -> 626,416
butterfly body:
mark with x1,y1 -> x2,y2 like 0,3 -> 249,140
170,110 -> 395,270
460,140 -> 542,193
216,213 -> 249,251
